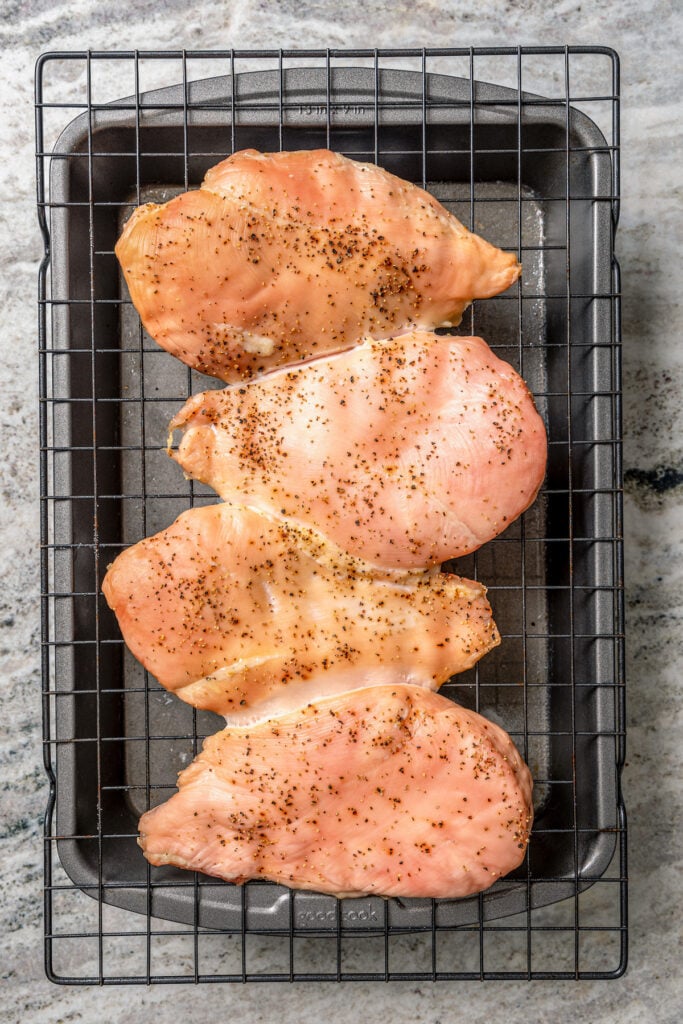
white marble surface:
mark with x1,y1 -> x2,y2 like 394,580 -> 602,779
1,0 -> 682,1019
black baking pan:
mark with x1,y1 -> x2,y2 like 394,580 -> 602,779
40,54 -> 625,978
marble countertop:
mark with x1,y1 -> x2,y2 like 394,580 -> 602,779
1,1 -> 682,1020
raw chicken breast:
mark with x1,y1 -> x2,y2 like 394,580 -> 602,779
138,685 -> 533,899
102,504 -> 499,722
170,332 -> 547,569
115,149 -> 520,381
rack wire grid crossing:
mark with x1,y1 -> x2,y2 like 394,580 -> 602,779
36,47 -> 625,983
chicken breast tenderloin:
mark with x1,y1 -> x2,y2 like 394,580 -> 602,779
115,149 -> 521,382
138,684 -> 533,899
102,504 -> 499,722
169,331 -> 547,570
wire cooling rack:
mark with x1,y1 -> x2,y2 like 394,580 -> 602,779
36,47 -> 625,983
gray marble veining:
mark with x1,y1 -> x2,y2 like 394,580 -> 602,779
1,0 -> 682,1020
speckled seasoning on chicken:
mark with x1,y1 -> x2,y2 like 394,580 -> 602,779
115,148 -> 521,381
101,503 -> 500,722
138,684 -> 533,899
169,331 -> 547,569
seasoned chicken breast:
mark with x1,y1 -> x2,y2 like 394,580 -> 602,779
102,504 -> 499,722
170,332 -> 547,569
115,149 -> 520,381
138,684 -> 533,899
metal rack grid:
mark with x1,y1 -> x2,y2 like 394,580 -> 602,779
36,47 -> 625,983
